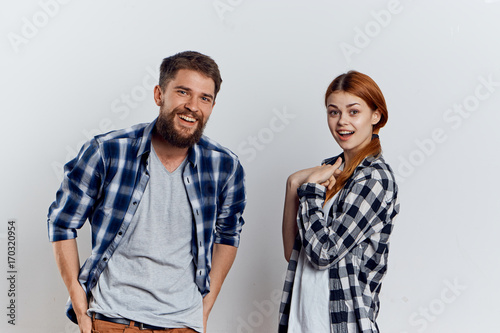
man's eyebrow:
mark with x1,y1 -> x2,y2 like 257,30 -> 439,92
174,85 -> 191,91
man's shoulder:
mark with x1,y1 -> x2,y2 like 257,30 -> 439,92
94,122 -> 151,144
196,135 -> 240,162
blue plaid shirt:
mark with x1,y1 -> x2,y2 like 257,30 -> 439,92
279,154 -> 399,333
47,119 -> 246,323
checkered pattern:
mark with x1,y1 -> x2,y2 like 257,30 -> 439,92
47,119 -> 246,324
279,154 -> 399,333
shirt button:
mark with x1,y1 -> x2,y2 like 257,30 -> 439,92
133,202 -> 137,205
118,232 -> 123,236
103,257 -> 108,262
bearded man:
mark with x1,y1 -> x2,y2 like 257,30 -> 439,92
47,51 -> 246,333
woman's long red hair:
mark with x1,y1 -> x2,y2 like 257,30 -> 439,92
324,71 -> 388,202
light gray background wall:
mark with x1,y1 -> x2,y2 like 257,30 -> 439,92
1,1 -> 499,332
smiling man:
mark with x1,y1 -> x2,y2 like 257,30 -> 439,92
47,51 -> 246,333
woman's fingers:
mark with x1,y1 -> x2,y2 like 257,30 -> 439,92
333,157 -> 342,169
299,157 -> 343,186
327,175 -> 336,190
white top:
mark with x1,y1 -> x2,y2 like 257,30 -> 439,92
288,187 -> 340,333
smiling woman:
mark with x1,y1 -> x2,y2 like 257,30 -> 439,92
279,71 -> 400,333
322,71 -> 388,203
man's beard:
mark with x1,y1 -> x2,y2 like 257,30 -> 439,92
155,106 -> 207,148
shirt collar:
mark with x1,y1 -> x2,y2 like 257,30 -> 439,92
187,144 -> 198,167
323,153 -> 380,167
136,119 -> 156,158
323,152 -> 344,165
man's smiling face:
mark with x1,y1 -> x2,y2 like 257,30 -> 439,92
154,69 -> 216,148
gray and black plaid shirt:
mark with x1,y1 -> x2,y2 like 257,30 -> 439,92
279,154 -> 400,333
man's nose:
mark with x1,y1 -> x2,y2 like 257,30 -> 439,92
184,97 -> 199,112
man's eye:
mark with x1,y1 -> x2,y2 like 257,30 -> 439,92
178,90 -> 187,95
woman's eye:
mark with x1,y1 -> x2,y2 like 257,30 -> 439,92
350,110 -> 359,115
329,110 -> 339,116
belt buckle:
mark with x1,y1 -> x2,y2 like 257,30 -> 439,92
137,321 -> 169,331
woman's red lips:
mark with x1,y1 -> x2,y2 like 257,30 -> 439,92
337,130 -> 354,141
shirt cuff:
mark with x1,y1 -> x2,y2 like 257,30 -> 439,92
47,220 -> 78,242
214,236 -> 240,248
297,182 -> 327,200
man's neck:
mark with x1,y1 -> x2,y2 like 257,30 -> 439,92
151,133 -> 190,173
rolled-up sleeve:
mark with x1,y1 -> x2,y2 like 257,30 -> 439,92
214,161 -> 246,247
47,139 -> 104,242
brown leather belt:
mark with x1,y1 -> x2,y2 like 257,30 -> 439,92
94,313 -> 170,331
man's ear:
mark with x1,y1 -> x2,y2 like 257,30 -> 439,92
154,85 -> 163,106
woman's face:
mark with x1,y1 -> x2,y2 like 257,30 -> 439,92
326,91 -> 381,160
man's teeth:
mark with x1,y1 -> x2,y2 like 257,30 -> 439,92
338,131 -> 354,135
179,115 -> 196,123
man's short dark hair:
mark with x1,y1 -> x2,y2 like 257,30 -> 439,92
159,51 -> 222,100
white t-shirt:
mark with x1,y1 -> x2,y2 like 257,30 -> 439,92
288,187 -> 340,333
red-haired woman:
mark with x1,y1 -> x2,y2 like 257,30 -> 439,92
279,71 -> 400,332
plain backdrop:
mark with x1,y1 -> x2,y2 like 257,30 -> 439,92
1,1 -> 499,332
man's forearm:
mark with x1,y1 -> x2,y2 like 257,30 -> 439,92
52,239 -> 89,321
203,243 -> 237,329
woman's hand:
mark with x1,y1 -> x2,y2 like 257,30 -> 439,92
282,157 -> 342,261
288,165 -> 325,190
305,157 -> 343,190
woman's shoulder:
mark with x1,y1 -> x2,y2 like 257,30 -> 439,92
353,155 -> 398,187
